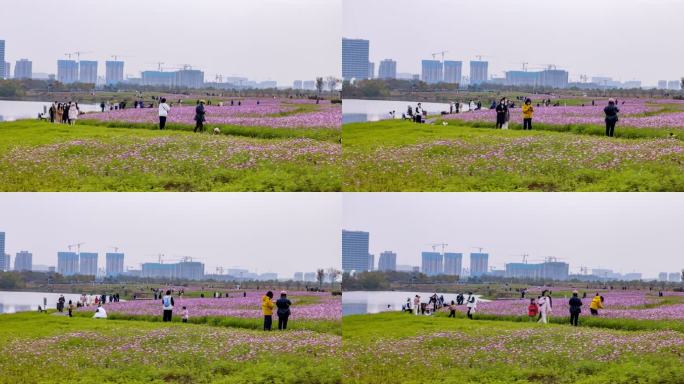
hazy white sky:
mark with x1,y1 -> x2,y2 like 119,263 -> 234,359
343,193 -> 683,278
1,0 -> 341,84
1,193 -> 341,276
343,0 -> 684,86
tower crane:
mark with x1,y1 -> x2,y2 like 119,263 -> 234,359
68,242 -> 85,254
472,247 -> 485,254
431,51 -> 448,61
108,246 -> 120,253
426,243 -> 448,253
72,51 -> 93,61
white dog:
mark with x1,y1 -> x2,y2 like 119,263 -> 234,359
213,127 -> 221,135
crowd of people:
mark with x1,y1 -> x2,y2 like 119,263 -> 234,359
46,102 -> 81,125
396,288 -> 614,327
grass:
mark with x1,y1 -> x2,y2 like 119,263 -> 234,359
343,312 -> 684,384
342,120 -> 684,191
0,120 -> 341,191
0,311 -> 341,384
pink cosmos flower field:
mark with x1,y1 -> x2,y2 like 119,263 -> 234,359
83,98 -> 341,129
80,291 -> 341,321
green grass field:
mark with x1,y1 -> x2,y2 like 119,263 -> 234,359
0,120 -> 341,191
0,312 -> 341,384
343,312 -> 684,384
342,120 -> 684,191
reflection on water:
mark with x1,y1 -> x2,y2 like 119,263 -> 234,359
0,291 -> 84,314
342,99 -> 460,123
0,100 -> 99,122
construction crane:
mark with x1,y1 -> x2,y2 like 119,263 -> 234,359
521,62 -> 529,72
153,62 -> 165,71
431,51 -> 448,61
215,74 -> 223,83
71,51 -> 92,61
157,253 -> 165,263
64,53 -> 74,59
216,266 -> 224,275
546,64 -> 558,70
579,266 -> 589,275
108,246 -> 120,253
178,64 -> 194,70
426,243 -> 449,253
474,55 -> 486,61
68,242 -> 85,254
472,247 -> 485,254
511,253 -> 529,263
110,55 -> 130,61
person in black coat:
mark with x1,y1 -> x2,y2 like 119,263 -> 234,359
604,98 -> 620,137
495,98 -> 508,128
569,290 -> 583,326
275,291 -> 292,330
194,100 -> 206,133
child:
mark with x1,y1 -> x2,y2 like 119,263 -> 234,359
528,298 -> 539,321
448,300 -> 457,318
182,306 -> 189,323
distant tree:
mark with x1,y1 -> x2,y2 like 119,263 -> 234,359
326,76 -> 340,95
326,267 -> 341,286
316,268 -> 325,288
315,77 -> 324,96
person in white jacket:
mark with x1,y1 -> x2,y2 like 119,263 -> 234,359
537,290 -> 552,324
158,98 -> 171,130
413,295 -> 421,315
93,304 -> 107,319
466,293 -> 477,319
68,102 -> 80,125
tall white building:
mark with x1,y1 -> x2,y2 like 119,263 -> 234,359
0,40 -> 5,79
14,59 -> 32,79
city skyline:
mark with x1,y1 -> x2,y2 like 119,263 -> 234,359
343,193 -> 683,279
1,0 -> 341,84
343,0 -> 684,86
0,193 -> 341,276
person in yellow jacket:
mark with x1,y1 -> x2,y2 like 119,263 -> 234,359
589,293 -> 604,316
522,98 -> 534,130
262,291 -> 275,330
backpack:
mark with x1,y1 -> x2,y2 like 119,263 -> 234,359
163,296 -> 171,307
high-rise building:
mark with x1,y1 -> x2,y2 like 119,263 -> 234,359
293,272 -> 304,281
421,60 -> 443,84
57,60 -> 79,83
141,71 -> 176,87
658,272 -> 668,282
105,252 -> 124,277
378,59 -> 397,79
378,251 -> 397,271
4,62 -> 10,79
141,260 -> 205,280
657,80 -> 668,90
292,80 -> 303,90
105,61 -> 124,85
175,69 -> 204,88
342,230 -> 370,273
368,253 -> 375,271
368,62 -> 375,79
505,260 -> 569,280
14,251 -> 32,271
0,40 -> 5,79
14,59 -> 32,79
469,61 -> 489,85
668,80 -> 681,90
0,232 -> 7,271
443,252 -> 463,276
470,252 -> 489,277
669,272 -> 682,282
57,251 -> 79,276
79,252 -> 98,276
78,60 -> 98,84
443,61 -> 462,84
421,251 -> 443,276
304,272 -> 316,282
342,38 -> 370,81
539,69 -> 569,88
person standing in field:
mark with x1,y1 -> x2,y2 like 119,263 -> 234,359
161,290 -> 174,322
537,291 -> 552,324
466,293 -> 477,319
68,102 -> 80,125
62,103 -> 70,124
522,98 -> 534,130
589,293 -> 603,315
276,291 -> 292,330
67,300 -> 75,317
448,300 -> 457,318
262,291 -> 275,331
194,100 -> 206,132
413,295 -> 421,315
181,306 -> 189,323
495,98 -> 508,128
569,290 -> 583,326
527,298 -> 539,321
49,102 -> 56,123
158,98 -> 170,130
604,98 -> 620,137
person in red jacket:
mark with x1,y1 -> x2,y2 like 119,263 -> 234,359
528,298 -> 539,321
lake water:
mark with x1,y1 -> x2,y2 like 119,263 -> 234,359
343,290 -> 488,316
0,291 -> 85,314
342,99 -> 472,124
0,100 -> 99,122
